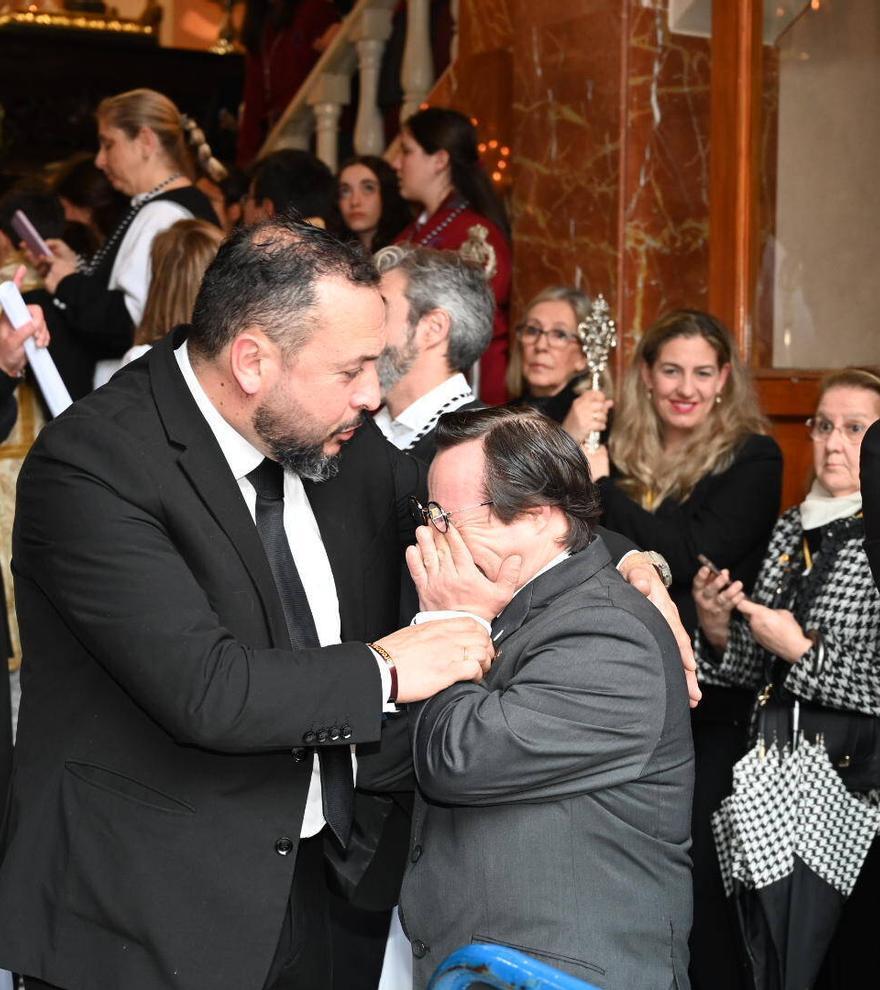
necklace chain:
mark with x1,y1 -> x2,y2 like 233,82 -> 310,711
78,172 -> 183,277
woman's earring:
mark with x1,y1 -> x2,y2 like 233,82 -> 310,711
715,393 -> 722,405
646,387 -> 653,399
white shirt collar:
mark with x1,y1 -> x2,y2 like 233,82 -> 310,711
396,373 -> 472,429
374,373 -> 473,449
174,340 -> 264,481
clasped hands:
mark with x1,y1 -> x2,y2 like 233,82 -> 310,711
693,566 -> 812,663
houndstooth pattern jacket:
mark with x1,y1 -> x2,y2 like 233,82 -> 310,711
696,508 -> 880,717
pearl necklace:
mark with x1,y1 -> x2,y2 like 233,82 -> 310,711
78,172 -> 183,276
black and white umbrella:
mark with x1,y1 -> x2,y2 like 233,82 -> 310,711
712,731 -> 880,989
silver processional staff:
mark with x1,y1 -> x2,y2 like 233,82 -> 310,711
577,293 -> 617,453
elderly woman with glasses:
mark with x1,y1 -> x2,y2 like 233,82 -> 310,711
693,367 -> 880,989
506,286 -> 613,444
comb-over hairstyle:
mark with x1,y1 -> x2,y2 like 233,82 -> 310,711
435,406 -> 601,552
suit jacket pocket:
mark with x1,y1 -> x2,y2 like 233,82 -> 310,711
65,761 -> 195,815
472,933 -> 606,978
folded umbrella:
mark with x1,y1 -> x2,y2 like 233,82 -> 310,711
712,731 -> 880,990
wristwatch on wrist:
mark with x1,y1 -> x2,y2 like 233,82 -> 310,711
644,551 -> 673,588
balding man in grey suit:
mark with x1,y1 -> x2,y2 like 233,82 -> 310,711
397,407 -> 694,989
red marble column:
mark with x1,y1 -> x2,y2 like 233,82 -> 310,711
427,0 -> 712,373
508,0 -> 711,372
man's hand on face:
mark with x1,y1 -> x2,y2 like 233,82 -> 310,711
618,552 -> 702,709
374,617 -> 494,703
405,522 -> 522,623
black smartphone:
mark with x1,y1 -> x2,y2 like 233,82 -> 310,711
697,553 -> 722,576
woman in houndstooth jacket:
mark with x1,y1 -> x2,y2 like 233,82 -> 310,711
694,367 -> 880,990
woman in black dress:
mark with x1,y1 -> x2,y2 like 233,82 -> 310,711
584,309 -> 783,990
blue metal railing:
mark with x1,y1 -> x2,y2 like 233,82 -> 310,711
428,944 -> 601,990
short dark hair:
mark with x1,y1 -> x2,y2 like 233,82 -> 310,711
377,246 -> 494,373
434,407 -> 601,552
251,150 -> 339,228
189,215 -> 379,360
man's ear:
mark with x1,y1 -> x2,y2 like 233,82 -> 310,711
228,331 -> 275,396
522,504 -> 554,534
419,307 -> 451,350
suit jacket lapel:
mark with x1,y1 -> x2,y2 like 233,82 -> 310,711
491,537 -> 613,649
149,332 -> 291,648
303,474 -> 365,642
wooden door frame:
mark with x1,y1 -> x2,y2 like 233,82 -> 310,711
708,0 -> 823,508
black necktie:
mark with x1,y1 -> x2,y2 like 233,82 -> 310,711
247,457 -> 353,847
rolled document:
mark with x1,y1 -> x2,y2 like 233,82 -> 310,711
0,280 -> 73,418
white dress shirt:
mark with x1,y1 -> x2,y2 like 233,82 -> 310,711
93,198 -> 192,390
374,373 -> 474,451
174,341 -> 392,836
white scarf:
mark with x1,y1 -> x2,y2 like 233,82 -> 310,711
798,479 -> 862,531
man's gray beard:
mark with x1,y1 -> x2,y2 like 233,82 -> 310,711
253,406 -> 345,483
272,443 -> 340,483
377,328 -> 419,395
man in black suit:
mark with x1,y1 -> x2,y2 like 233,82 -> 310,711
0,219 -> 493,990
862,418 -> 880,589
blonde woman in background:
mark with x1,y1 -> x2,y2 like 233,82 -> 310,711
39,88 -> 223,388
584,308 -> 783,990
507,286 -> 613,442
121,219 -> 224,367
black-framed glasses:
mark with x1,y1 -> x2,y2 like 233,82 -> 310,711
408,496 -> 493,533
806,417 -> 869,444
515,323 -> 580,348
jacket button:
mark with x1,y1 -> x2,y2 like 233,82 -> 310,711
275,836 -> 294,856
329,725 -> 341,741
291,748 -> 307,763
411,844 -> 422,863
316,729 -> 329,744
341,724 -> 352,740
303,731 -> 316,745
412,939 -> 428,959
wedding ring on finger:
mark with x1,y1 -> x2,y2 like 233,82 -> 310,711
462,647 -> 470,665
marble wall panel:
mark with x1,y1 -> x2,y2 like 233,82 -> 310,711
435,0 -> 712,376
507,0 -> 711,373
459,0 -> 514,55
619,4 -> 710,357
508,1 -> 625,327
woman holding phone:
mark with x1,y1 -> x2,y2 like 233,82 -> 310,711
40,88 -> 222,388
693,368 -> 880,989
583,309 -> 782,990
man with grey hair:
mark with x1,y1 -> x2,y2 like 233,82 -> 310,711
373,245 -> 493,463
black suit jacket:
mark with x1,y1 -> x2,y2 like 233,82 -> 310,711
0,331 -> 423,990
863,419 -> 880,590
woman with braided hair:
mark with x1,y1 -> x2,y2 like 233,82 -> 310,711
37,88 -> 223,389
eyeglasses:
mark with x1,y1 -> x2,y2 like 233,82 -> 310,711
408,496 -> 493,533
515,323 -> 580,348
806,417 -> 870,444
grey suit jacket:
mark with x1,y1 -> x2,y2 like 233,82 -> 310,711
398,536 -> 694,989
